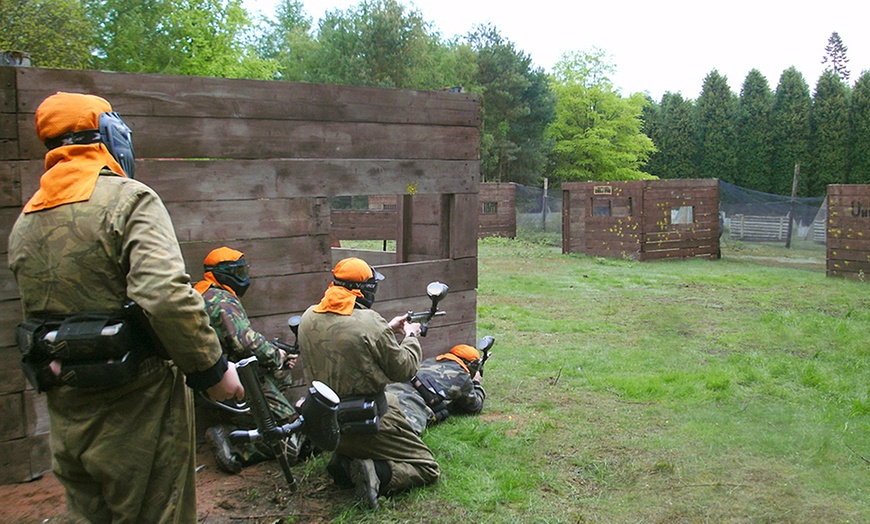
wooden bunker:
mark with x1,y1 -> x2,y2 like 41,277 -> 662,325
0,66 -> 481,483
478,182 -> 516,238
826,184 -> 870,280
562,179 -> 720,260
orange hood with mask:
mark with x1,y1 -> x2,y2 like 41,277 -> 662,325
313,257 -> 373,315
194,247 -> 244,296
436,344 -> 481,374
24,92 -> 127,213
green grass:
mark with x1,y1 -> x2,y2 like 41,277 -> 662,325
311,236 -> 868,523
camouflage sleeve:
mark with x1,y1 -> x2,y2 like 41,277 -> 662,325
211,290 -> 281,369
449,375 -> 486,415
368,311 -> 421,384
115,182 -> 223,375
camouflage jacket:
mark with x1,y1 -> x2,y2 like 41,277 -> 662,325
299,304 -> 421,398
200,285 -> 281,370
416,357 -> 486,416
8,172 -> 223,382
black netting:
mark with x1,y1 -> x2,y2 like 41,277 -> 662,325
719,181 -> 824,226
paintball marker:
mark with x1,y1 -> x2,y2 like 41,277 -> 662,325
405,281 -> 449,337
475,335 -> 495,377
272,315 -> 302,368
229,356 -> 340,490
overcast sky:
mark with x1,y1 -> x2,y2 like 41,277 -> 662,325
245,0 -> 869,101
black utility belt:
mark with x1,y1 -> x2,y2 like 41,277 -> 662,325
336,391 -> 388,435
16,307 -> 158,392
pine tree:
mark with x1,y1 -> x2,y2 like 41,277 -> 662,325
771,67 -> 811,195
849,71 -> 870,184
737,69 -> 774,191
696,70 -> 738,182
808,71 -> 851,195
657,92 -> 698,179
821,32 -> 850,84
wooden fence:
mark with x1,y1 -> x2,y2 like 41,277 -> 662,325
827,184 -> 870,280
562,179 -> 720,261
0,66 -> 481,483
729,214 -> 789,241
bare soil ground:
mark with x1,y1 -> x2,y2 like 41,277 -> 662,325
0,446 -> 341,524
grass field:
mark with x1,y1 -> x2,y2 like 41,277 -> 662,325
321,234 -> 868,523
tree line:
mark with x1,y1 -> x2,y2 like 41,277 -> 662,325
2,0 -> 867,196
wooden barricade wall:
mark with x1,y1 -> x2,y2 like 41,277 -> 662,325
562,179 -> 719,261
0,66 -> 481,484
826,184 -> 870,280
478,182 -> 516,238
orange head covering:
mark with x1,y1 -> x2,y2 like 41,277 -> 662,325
24,92 -> 127,213
313,257 -> 374,315
436,344 -> 481,374
194,247 -> 245,296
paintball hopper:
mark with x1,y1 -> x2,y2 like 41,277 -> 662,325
299,380 -> 341,452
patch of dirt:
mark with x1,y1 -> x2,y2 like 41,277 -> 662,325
0,447 -> 342,524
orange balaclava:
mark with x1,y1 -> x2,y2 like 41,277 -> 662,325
194,247 -> 245,296
436,344 -> 481,374
24,92 -> 127,213
312,257 -> 374,315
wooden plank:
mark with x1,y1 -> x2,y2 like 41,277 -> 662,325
827,184 -> 870,198
165,198 -> 330,243
826,248 -> 870,263
181,236 -> 332,279
136,159 -> 479,200
0,347 -> 26,394
1,265 -> 19,302
19,117 -> 480,161
0,161 -> 22,207
0,393 -> 24,441
0,67 -> 15,114
23,390 -> 49,436
13,67 -> 480,126
0,433 -> 52,484
331,210 -> 397,240
0,299 -> 21,349
452,193 -> 479,258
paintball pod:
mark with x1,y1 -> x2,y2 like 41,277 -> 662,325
405,281 -> 449,337
272,315 -> 302,368
229,356 -> 340,490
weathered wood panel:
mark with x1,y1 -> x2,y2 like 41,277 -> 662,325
827,184 -> 870,280
331,209 -> 397,240
562,179 -> 719,261
478,182 -> 516,238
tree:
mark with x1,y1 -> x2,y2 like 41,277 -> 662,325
821,31 -> 850,84
695,70 -> 738,182
770,67 -> 812,195
87,0 -> 276,79
737,69 -> 774,191
311,0 -> 441,88
255,0 -> 316,81
652,92 -> 697,179
468,24 -> 554,184
546,50 -> 656,182
0,0 -> 94,69
806,70 -> 850,195
849,71 -> 870,185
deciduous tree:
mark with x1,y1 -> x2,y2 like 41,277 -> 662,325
0,0 -> 94,69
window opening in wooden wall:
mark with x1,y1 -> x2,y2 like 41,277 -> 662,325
592,198 -> 612,217
671,206 -> 694,224
482,201 -> 498,214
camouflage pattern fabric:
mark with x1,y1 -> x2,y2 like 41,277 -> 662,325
299,304 -> 439,492
8,172 -> 222,523
200,285 -> 297,463
386,357 -> 486,436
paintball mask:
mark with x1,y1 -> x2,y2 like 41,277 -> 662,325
42,110 -> 136,178
334,264 -> 384,309
207,257 -> 251,298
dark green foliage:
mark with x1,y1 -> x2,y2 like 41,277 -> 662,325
0,0 -> 95,69
468,24 -> 555,184
771,67 -> 812,195
808,71 -> 851,195
695,70 -> 738,182
849,72 -> 870,185
737,70 -> 774,191
653,92 -> 698,179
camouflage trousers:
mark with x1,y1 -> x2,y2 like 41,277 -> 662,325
385,381 -> 432,436
47,357 -> 196,524
331,392 -> 439,493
